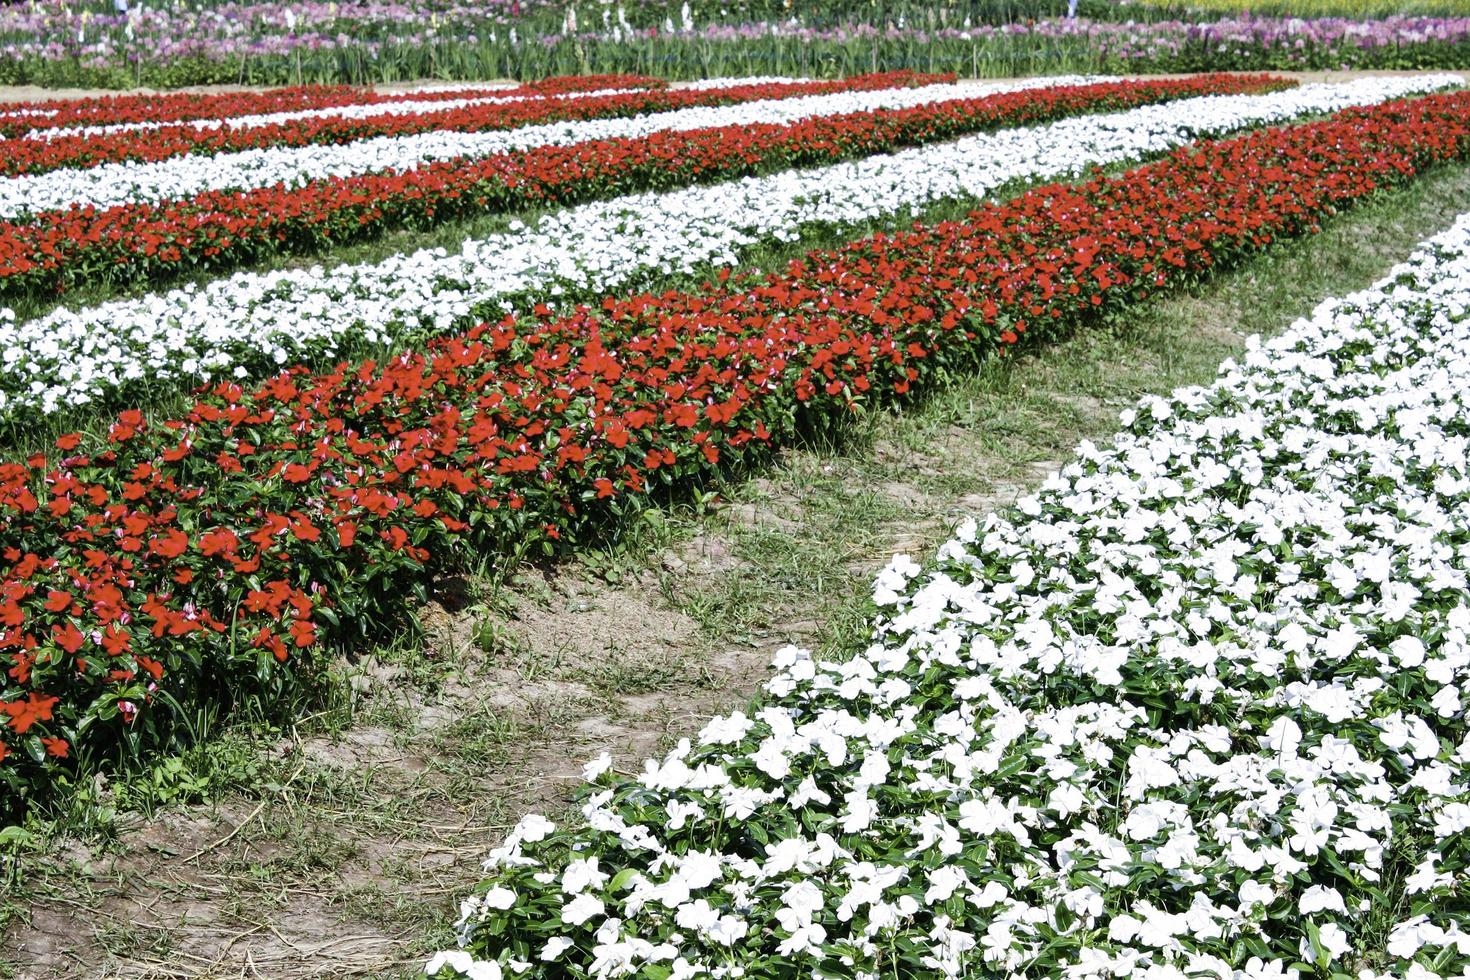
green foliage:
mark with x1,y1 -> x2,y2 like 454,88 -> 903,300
0,0 -> 1464,91
108,734 -> 267,814
1132,0 -> 1470,16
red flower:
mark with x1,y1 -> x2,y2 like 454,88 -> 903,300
101,626 -> 130,656
198,528 -> 239,557
149,528 -> 190,559
289,619 -> 316,649
1,692 -> 58,734
52,622 -> 84,654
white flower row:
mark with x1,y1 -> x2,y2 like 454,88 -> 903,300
676,76 -> 805,90
431,206 -> 1470,978
15,77 -> 800,141
0,107 -> 58,120
0,84 -> 526,128
0,74 -> 1454,422
0,76 -> 1084,219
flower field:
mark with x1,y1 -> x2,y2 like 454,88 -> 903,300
0,74 -> 1456,422
2,55 -> 1470,977
0,71 -> 1465,793
0,1 -> 1466,87
5,69 -> 1364,414
0,72 -> 971,217
0,73 -> 668,139
4,73 -> 1316,301
430,198 -> 1470,980
0,71 -> 958,182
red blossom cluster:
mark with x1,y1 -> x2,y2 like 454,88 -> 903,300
0,72 -> 950,177
0,73 -> 1286,298
0,73 -> 667,139
4,89 -> 1468,808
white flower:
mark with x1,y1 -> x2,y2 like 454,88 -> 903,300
583,751 -> 614,782
1299,885 -> 1346,916
426,950 -> 472,976
1238,880 -> 1275,908
560,893 -> 605,927
483,886 -> 517,910
674,899 -> 719,932
704,914 -> 748,947
562,857 -> 608,895
539,937 -> 574,961
426,952 -> 502,980
1312,921 -> 1350,962
517,814 -> 555,843
1391,635 -> 1427,668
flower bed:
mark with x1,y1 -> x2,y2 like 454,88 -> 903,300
0,74 -> 1062,221
0,73 -> 1452,423
2,89 -> 1469,812
0,73 -> 667,138
8,83 -> 659,143
17,75 -> 781,142
0,73 -> 942,178
431,202 -> 1470,979
1125,0 -> 1469,25
0,74 -> 1286,299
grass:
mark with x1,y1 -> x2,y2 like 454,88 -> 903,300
2,155 -> 1469,977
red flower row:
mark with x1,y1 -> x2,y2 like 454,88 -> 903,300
0,73 -> 1289,299
4,89 -> 1465,806
0,73 -> 667,139
0,72 -> 951,177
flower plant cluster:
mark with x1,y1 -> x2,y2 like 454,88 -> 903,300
3,88 -> 1469,813
0,74 -> 668,139
0,74 -> 1286,301
0,73 -> 939,178
0,74 -> 1451,423
430,202 -> 1470,979
0,73 -> 983,220
10,79 -> 684,143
